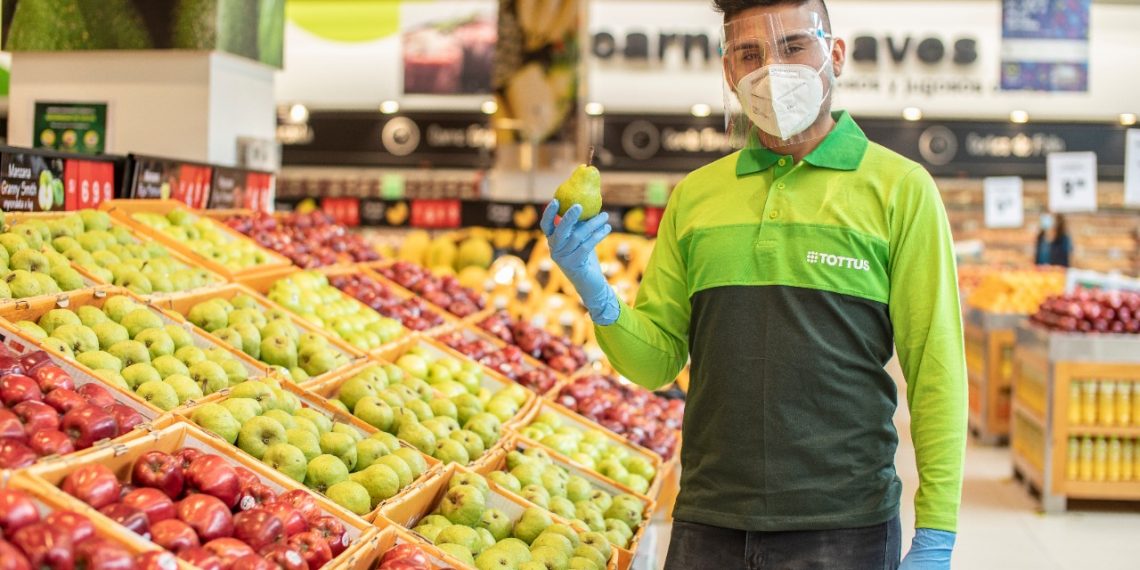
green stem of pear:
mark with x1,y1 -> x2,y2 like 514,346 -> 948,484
587,146 -> 596,167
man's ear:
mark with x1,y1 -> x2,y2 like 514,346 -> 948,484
831,37 -> 846,77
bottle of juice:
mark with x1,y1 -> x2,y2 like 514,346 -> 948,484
1109,437 -> 1122,482
1069,382 -> 1082,425
1067,438 -> 1080,480
1100,381 -> 1116,426
1080,436 -> 1094,481
1094,437 -> 1109,481
1122,438 -> 1134,481
1083,382 -> 1099,425
1118,381 -> 1133,427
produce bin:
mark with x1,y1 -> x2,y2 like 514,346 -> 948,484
320,263 -> 457,336
964,308 -> 1023,444
335,525 -> 473,570
431,324 -> 565,398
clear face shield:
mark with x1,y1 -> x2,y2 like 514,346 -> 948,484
722,12 -> 834,148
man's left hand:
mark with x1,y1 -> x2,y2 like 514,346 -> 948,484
899,528 -> 955,569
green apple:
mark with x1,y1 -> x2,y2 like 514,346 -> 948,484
237,416 -> 287,459
136,379 -> 179,411
319,432 -> 358,471
305,454 -> 349,493
286,428 -> 323,462
191,403 -> 241,443
220,397 -> 262,424
263,443 -> 309,483
350,464 -> 400,508
76,350 -> 123,373
164,374 -> 204,404
189,361 -> 228,395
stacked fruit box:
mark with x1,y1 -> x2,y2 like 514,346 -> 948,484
101,199 -> 295,284
321,264 -> 457,334
151,283 -> 365,386
25,420 -> 377,568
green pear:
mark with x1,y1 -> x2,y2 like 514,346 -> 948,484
189,360 -> 228,395
350,464 -> 401,508
264,443 -> 309,483
436,525 -> 482,555
136,379 -> 179,411
38,309 -> 82,335
327,480 -> 371,515
554,164 -> 603,220
76,350 -> 123,373
477,508 -> 513,542
353,397 -> 394,432
164,374 -> 204,404
374,455 -> 413,488
305,454 -> 349,494
513,507 -> 554,545
52,324 -> 99,354
286,428 -> 323,462
165,324 -> 194,350
237,416 -> 288,459
220,397 -> 262,424
440,485 -> 486,526
136,328 -> 175,359
488,471 -> 523,493
392,447 -> 429,479
192,403 -> 241,443
319,431 -> 358,471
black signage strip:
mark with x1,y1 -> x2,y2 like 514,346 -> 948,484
0,145 -> 128,205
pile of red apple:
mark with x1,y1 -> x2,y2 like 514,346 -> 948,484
224,211 -> 380,269
329,273 -> 446,331
435,331 -> 558,393
376,543 -> 438,570
1031,289 -> 1140,334
0,347 -> 144,469
478,311 -> 588,373
58,448 -> 351,569
378,261 -> 486,317
556,374 -> 684,459
0,488 -> 179,569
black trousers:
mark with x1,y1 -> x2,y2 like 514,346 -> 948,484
663,517 -> 902,570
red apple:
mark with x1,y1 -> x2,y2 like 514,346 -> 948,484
122,487 -> 176,525
10,523 -> 73,570
233,508 -> 286,551
178,547 -> 222,570
308,516 -> 348,556
277,490 -> 321,523
203,538 -> 255,570
31,364 -> 73,393
62,464 -> 122,509
99,502 -> 150,537
77,383 -> 115,408
176,494 -> 233,542
19,352 -> 53,375
0,538 -> 31,570
151,519 -> 200,553
75,537 -> 135,570
0,440 -> 37,469
61,405 -> 119,449
44,388 -> 87,414
0,375 -> 42,407
43,511 -> 95,544
0,409 -> 27,442
131,450 -> 184,499
285,531 -> 332,569
136,551 -> 179,570
238,483 -> 277,512
260,502 -> 308,537
0,489 -> 40,536
175,448 -> 206,473
0,355 -> 25,377
13,400 -> 59,435
233,466 -> 260,491
260,545 -> 309,570
185,455 -> 241,509
107,404 -> 145,433
378,543 -> 429,568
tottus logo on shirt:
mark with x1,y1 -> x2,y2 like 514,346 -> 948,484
806,251 -> 871,271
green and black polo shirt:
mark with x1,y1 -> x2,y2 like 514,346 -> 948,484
596,111 -> 966,533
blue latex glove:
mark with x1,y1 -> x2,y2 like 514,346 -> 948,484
899,528 -> 956,570
540,200 -> 620,325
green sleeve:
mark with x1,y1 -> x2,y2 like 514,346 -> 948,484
595,189 -> 690,391
888,167 -> 968,533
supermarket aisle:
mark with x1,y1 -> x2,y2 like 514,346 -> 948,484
891,358 -> 1140,570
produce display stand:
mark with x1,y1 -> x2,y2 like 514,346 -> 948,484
100,199 -> 295,283
150,282 -> 366,385
25,420 -> 378,561
964,308 -> 1024,445
1010,323 -> 1140,512
377,462 -> 620,570
430,323 -> 568,398
319,263 -> 459,336
336,525 -> 473,570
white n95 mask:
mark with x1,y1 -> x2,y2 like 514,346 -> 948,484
735,63 -> 825,141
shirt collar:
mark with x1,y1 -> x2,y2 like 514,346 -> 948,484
735,110 -> 869,176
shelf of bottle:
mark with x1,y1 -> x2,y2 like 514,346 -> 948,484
1066,425 -> 1140,438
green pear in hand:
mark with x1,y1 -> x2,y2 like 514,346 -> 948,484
555,161 -> 602,221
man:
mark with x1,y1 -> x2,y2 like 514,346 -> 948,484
539,0 -> 966,568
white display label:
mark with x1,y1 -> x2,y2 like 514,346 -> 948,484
1047,151 -> 1098,213
1125,129 -> 1140,208
983,176 -> 1024,228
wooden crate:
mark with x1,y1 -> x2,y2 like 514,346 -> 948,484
964,310 -> 1022,445
334,525 -> 477,570
100,199 -> 295,282
1010,323 -> 1140,513
25,420 -> 376,562
378,463 -> 619,570
149,282 -> 366,385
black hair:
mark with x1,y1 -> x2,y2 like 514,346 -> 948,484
712,0 -> 832,31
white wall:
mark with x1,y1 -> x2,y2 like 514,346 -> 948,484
207,52 -> 277,166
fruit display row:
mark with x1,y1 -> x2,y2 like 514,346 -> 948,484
555,374 -> 683,460
0,344 -> 148,468
478,311 -> 587,374
268,272 -> 407,352
330,270 -> 449,332
966,267 -> 1065,315
126,205 -> 291,274
435,329 -> 559,395
379,262 -> 486,318
1030,289 -> 1140,333
225,211 -> 381,269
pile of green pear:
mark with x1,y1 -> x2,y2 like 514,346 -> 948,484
485,447 -> 646,549
133,210 -> 276,270
329,351 -> 529,466
28,209 -> 216,295
520,412 -> 656,495
412,471 -> 615,569
191,379 -> 430,516
0,219 -> 88,299
268,272 -> 405,352
13,295 -> 252,410
183,293 -> 352,383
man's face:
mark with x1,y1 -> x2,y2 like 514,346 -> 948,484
722,2 -> 845,94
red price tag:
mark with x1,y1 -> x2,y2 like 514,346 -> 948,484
411,199 -> 461,229
644,207 -> 664,237
321,198 -> 360,227
172,165 -> 212,209
64,160 -> 115,210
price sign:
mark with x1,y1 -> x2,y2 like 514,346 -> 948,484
321,198 -> 360,227
411,199 -> 461,229
983,176 -> 1024,228
1125,129 -> 1140,208
63,159 -> 115,210
169,165 -> 213,209
644,207 -> 664,237
244,172 -> 275,212
1047,151 -> 1097,213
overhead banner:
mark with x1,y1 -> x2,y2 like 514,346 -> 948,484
33,102 -> 107,155
1000,0 -> 1090,92
1047,152 -> 1098,213
983,176 -> 1024,228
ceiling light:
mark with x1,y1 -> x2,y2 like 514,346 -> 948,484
1010,110 -> 1029,124
288,103 -> 309,124
1121,113 -> 1137,126
481,100 -> 498,115
902,107 -> 922,121
584,102 -> 605,116
691,104 -> 712,118
380,100 -> 400,114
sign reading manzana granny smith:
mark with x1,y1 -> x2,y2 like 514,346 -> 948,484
33,102 -> 108,155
